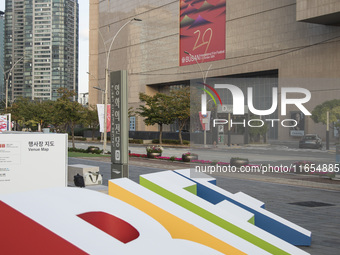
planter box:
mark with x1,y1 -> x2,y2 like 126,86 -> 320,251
182,154 -> 198,162
88,146 -> 100,152
230,158 -> 249,167
147,152 -> 162,158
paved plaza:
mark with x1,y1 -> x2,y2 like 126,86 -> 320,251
69,156 -> 340,255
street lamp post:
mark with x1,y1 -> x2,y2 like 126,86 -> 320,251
93,86 -> 105,104
0,57 -> 24,109
87,71 -> 106,142
87,72 -> 104,104
100,18 -> 142,153
93,86 -> 105,142
81,92 -> 89,106
184,51 -> 211,146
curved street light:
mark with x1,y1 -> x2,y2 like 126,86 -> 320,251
88,71 -> 106,142
184,51 -> 211,84
184,51 -> 212,147
87,72 -> 104,104
99,18 -> 142,153
0,56 -> 24,109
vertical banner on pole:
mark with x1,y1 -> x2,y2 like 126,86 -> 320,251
110,70 -> 128,179
97,104 -> 111,133
0,115 -> 7,132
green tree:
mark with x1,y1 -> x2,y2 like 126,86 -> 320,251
7,97 -> 30,130
8,98 -> 40,131
136,93 -> 174,144
189,88 -> 203,134
0,100 -> 6,113
248,118 -> 268,143
83,104 -> 99,140
128,106 -> 135,118
8,97 -> 57,131
7,90 -> 86,138
54,88 -> 86,148
39,100 -> 57,129
311,99 -> 340,131
170,88 -> 190,144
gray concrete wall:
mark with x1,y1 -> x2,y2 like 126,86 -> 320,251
89,0 -> 340,141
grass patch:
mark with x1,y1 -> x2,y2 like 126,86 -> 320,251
68,151 -> 110,158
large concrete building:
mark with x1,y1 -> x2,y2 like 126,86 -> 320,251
89,0 -> 340,143
0,11 -> 4,105
4,0 -> 79,102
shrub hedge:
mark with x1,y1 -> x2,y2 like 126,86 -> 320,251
129,139 -> 143,144
68,146 -> 103,154
152,139 -> 189,145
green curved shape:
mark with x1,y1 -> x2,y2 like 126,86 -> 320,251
199,88 -> 217,106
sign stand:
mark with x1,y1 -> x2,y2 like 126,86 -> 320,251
110,70 -> 129,179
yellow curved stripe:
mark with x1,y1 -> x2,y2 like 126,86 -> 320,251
109,182 -> 245,255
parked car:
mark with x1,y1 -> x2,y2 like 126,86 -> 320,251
176,129 -> 190,133
299,134 -> 322,149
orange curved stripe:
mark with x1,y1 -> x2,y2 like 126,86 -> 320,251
109,182 -> 245,255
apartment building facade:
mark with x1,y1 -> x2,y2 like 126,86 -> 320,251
4,0 -> 79,102
0,11 -> 5,104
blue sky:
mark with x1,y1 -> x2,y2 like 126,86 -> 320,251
0,0 -> 89,94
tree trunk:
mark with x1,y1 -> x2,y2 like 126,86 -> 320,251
159,124 -> 163,144
71,123 -> 75,148
92,128 -> 95,141
178,120 -> 187,145
179,129 -> 183,145
178,121 -> 183,145
263,132 -> 267,144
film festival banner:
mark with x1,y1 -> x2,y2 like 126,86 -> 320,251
97,104 -> 111,133
180,0 -> 226,66
0,115 -> 7,132
199,111 -> 211,131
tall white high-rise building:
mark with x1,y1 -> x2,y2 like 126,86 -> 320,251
4,0 -> 79,102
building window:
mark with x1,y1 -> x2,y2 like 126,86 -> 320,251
129,117 -> 136,131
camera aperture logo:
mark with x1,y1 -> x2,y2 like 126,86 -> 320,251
198,83 -> 312,128
198,82 -> 223,117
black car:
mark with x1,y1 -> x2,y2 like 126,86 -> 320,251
299,134 -> 322,149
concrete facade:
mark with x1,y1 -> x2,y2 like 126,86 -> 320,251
297,0 -> 340,25
89,0 -> 340,142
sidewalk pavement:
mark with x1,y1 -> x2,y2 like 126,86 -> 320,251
69,155 -> 340,255
72,155 -> 340,191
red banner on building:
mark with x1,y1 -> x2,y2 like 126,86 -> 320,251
180,0 -> 226,66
